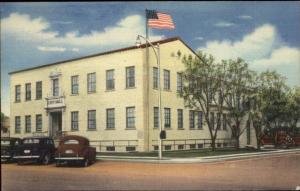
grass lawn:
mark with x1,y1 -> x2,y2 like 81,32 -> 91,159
98,148 -> 270,158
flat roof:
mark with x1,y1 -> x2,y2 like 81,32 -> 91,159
9,36 -> 196,75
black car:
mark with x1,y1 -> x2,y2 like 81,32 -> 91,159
1,137 -> 22,162
14,137 -> 56,165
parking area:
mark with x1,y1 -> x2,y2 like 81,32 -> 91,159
2,153 -> 300,191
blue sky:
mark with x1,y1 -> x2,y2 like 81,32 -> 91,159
1,2 -> 300,115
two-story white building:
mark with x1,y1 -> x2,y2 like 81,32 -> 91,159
9,37 -> 256,152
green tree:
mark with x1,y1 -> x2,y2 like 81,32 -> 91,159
179,51 -> 221,151
223,58 -> 253,150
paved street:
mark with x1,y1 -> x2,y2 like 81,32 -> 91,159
2,153 -> 300,191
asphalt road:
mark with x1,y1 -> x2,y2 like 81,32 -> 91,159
2,153 -> 300,191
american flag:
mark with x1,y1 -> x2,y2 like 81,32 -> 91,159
146,10 -> 175,30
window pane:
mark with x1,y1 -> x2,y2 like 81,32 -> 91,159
126,67 -> 135,88
164,108 -> 171,128
177,109 -> 183,129
88,110 -> 96,129
71,76 -> 79,94
198,111 -> 203,129
25,83 -> 31,100
25,115 -> 31,133
53,79 -> 59,96
126,107 -> 135,128
106,109 -> 115,129
71,111 -> 79,130
87,73 -> 96,93
177,73 -> 183,92
154,107 -> 159,128
189,111 -> 194,129
36,81 -> 42,99
223,114 -> 227,130
164,70 -> 170,90
15,85 -> 21,102
36,114 -> 42,132
106,70 -> 115,90
15,116 -> 21,133
210,112 -> 215,130
153,67 -> 158,89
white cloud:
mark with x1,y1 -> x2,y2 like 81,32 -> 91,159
238,15 -> 253,20
195,36 -> 204,41
198,24 -> 300,87
1,12 -> 163,49
37,46 -> 66,52
214,21 -> 235,27
71,48 -> 79,52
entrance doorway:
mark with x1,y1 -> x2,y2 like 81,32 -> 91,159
50,112 -> 62,138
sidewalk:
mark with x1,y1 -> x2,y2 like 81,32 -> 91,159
96,148 -> 300,163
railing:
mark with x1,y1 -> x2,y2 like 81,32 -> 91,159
152,138 -> 236,151
45,95 -> 65,109
89,140 -> 139,152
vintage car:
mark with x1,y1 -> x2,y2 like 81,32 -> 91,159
1,137 -> 22,162
55,135 -> 96,167
261,128 -> 300,148
14,137 -> 56,165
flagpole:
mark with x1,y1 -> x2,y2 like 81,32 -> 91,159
145,9 -> 150,153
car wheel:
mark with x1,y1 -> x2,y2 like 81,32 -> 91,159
82,158 -> 89,167
43,153 -> 51,165
17,160 -> 23,165
56,161 -> 61,167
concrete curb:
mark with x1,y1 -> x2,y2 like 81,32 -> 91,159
96,148 -> 300,163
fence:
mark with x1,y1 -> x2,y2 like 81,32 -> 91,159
89,140 -> 139,152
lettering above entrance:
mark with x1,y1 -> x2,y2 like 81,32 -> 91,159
45,95 -> 66,111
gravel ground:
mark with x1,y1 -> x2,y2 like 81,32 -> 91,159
2,153 -> 300,191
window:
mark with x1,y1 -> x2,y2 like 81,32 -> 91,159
164,108 -> 171,128
177,109 -> 183,129
247,120 -> 251,145
71,76 -> 79,94
25,83 -> 31,101
36,81 -> 42,100
106,146 -> 115,151
87,73 -> 96,93
217,143 -> 222,148
177,73 -> 183,92
153,67 -> 158,89
217,113 -> 221,130
164,145 -> 172,150
88,110 -> 96,130
15,116 -> 21,134
190,144 -> 196,149
210,112 -> 215,130
126,107 -> 135,128
71,111 -> 79,131
223,114 -> 227,130
106,108 -> 115,129
36,114 -> 42,132
178,145 -> 184,150
198,144 -> 204,149
153,145 -> 159,151
126,146 -> 136,152
126,66 -> 135,88
190,111 -> 203,129
25,115 -> 31,133
15,85 -> 21,102
153,107 -> 159,128
106,70 -> 115,90
163,70 -> 170,90
52,79 -> 59,96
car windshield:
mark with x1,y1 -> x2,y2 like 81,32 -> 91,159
1,140 -> 10,146
23,138 -> 40,144
64,139 -> 79,144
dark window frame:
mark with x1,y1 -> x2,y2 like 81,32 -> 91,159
106,108 -> 115,129
52,78 -> 59,96
126,66 -> 135,88
153,67 -> 158,89
164,108 -> 171,128
163,69 -> 170,90
87,73 -> 96,93
15,85 -> 21,102
106,70 -> 115,90
88,110 -> 96,130
25,115 -> 31,133
71,76 -> 79,95
36,114 -> 42,132
154,107 -> 159,128
177,72 -> 183,92
36,81 -> 42,100
126,107 -> 135,129
25,83 -> 31,101
177,109 -> 183,129
15,116 -> 21,134
71,111 -> 79,131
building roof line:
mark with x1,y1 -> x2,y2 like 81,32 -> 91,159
9,36 -> 196,75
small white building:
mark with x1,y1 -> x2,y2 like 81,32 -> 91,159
9,37 -> 256,152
